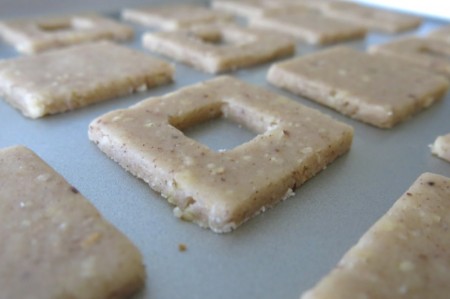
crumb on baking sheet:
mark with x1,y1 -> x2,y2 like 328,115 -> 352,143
178,243 -> 187,252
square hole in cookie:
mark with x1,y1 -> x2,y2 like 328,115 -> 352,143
183,116 -> 257,152
89,76 -> 353,233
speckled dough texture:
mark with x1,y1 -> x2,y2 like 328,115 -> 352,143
142,24 -> 295,73
431,134 -> 450,163
250,11 -> 366,45
428,25 -> 450,43
0,41 -> 174,118
370,37 -> 450,78
0,14 -> 134,54
301,172 -> 450,299
88,76 -> 353,233
0,146 -> 145,299
122,4 -> 233,30
321,2 -> 422,33
211,0 -> 311,18
267,47 -> 449,128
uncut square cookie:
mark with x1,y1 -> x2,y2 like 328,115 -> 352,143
0,14 -> 133,54
301,173 -> 450,299
268,47 -> 449,128
431,134 -> 450,163
370,37 -> 450,78
0,41 -> 173,118
211,0 -> 310,18
0,146 -> 144,299
321,2 -> 422,33
88,76 -> 353,233
250,10 -> 366,45
142,24 -> 295,73
122,4 -> 233,30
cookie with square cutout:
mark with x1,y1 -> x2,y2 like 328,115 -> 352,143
88,76 -> 353,233
0,13 -> 133,54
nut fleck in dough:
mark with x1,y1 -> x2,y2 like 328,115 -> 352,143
321,2 -> 422,33
268,47 -> 449,128
211,0 -> 310,18
0,41 -> 174,119
370,37 -> 450,78
88,76 -> 353,233
301,172 -> 450,299
142,24 -> 295,73
250,10 -> 366,45
0,14 -> 134,54
122,4 -> 233,30
0,146 -> 145,299
431,134 -> 450,163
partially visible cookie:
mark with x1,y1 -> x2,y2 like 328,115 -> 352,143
250,10 -> 366,45
370,37 -> 450,78
0,41 -> 174,118
321,2 -> 422,33
0,13 -> 133,54
301,172 -> 450,299
268,47 -> 448,128
431,134 -> 450,163
0,145 -> 145,299
211,0 -> 311,18
142,24 -> 294,73
88,76 -> 353,233
122,4 -> 233,30
428,25 -> 450,43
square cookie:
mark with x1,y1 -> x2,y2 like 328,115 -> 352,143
122,4 -> 233,30
0,41 -> 174,118
431,133 -> 450,163
250,10 -> 366,45
267,47 -> 449,128
370,37 -> 450,78
211,0 -> 311,18
321,2 -> 422,33
142,24 -> 295,73
0,14 -> 134,54
88,76 -> 353,233
428,25 -> 450,43
0,146 -> 144,299
301,173 -> 450,299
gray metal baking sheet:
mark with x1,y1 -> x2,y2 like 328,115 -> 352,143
1,2 -> 450,299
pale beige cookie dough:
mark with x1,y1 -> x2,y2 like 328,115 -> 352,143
0,146 -> 144,299
122,4 -> 233,30
142,24 -> 295,73
431,134 -> 450,163
88,76 -> 353,233
211,0 -> 311,19
250,10 -> 366,45
428,25 -> 450,43
0,14 -> 134,54
0,41 -> 174,118
301,172 -> 450,299
268,47 -> 449,128
321,2 -> 422,33
370,37 -> 450,78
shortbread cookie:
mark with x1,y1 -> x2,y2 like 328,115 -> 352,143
268,47 -> 448,128
0,14 -> 133,54
431,134 -> 450,162
0,41 -> 174,118
370,37 -> 450,78
142,24 -> 294,73
301,172 -> 450,299
322,2 -> 422,33
211,0 -> 311,18
250,11 -> 366,45
0,146 -> 144,299
428,25 -> 450,43
88,76 -> 353,233
122,4 -> 233,30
